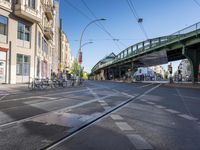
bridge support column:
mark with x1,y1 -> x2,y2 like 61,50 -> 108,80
183,47 -> 200,84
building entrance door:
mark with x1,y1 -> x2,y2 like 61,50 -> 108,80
0,61 -> 6,83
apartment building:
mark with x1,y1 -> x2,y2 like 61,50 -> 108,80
61,31 -> 72,71
0,0 -> 59,84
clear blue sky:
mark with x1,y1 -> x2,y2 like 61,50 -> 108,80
60,0 -> 200,73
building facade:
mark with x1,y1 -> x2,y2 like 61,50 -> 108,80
60,31 -> 72,71
0,0 -> 59,84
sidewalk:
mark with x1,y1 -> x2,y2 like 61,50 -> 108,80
0,84 -> 29,94
164,83 -> 200,89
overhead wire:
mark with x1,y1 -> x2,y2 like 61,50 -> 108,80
81,0 -> 127,48
126,0 -> 148,39
62,0 -> 122,51
193,0 -> 200,7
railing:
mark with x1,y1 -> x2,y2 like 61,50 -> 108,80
92,22 -> 200,72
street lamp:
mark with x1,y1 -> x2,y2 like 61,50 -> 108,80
78,18 -> 106,78
80,41 -> 93,49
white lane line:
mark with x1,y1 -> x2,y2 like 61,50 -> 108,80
98,100 -> 106,103
100,103 -> 108,106
155,105 -> 166,109
87,87 -> 99,99
110,114 -> 123,120
178,114 -> 198,121
45,83 -> 162,150
140,99 -> 147,102
173,94 -> 200,100
146,102 -> 155,105
115,122 -> 133,131
127,134 -> 153,150
0,87 -> 103,103
0,94 -> 9,101
139,83 -> 153,88
137,84 -> 161,100
120,92 -> 136,98
165,109 -> 180,114
0,93 -> 118,128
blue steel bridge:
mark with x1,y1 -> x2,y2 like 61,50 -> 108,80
91,22 -> 200,83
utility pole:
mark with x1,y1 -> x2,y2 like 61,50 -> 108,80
59,18 -> 62,71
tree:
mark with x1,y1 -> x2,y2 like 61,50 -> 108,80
70,58 -> 84,77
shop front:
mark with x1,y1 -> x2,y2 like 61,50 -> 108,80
0,47 -> 8,84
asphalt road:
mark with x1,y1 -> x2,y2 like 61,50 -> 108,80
0,81 -> 200,150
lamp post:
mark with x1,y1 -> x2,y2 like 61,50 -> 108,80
78,18 -> 106,78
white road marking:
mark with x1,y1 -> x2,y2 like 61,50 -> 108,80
0,87 -> 103,103
0,93 -> 118,128
127,134 -> 153,150
139,83 -> 153,88
115,122 -> 133,131
100,103 -> 108,106
146,102 -> 155,105
155,105 -> 166,109
110,114 -> 123,120
87,87 -> 99,99
165,109 -> 180,114
140,99 -> 147,102
137,84 -> 161,100
98,100 -> 106,103
0,94 -> 9,101
178,114 -> 198,121
121,92 -> 136,98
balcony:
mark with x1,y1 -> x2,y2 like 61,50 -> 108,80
44,4 -> 53,20
14,4 -> 42,23
44,26 -> 53,40
0,0 -> 12,11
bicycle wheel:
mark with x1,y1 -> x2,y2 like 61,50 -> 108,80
28,82 -> 34,90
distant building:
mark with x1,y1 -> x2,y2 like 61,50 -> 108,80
150,65 -> 166,80
61,31 -> 72,71
174,59 -> 192,81
133,67 -> 155,81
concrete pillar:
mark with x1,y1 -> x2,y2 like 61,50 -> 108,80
183,47 -> 200,84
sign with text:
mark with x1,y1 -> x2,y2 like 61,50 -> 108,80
78,51 -> 82,64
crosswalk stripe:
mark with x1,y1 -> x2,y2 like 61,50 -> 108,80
127,134 -> 153,150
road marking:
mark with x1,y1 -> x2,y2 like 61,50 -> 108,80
110,114 -> 123,120
127,134 -> 153,150
165,109 -> 180,114
140,99 -> 147,102
0,94 -> 9,101
146,102 -> 155,105
0,93 -> 118,128
87,87 -> 99,99
121,92 -> 136,98
98,100 -> 106,103
155,105 -> 166,109
178,114 -> 198,121
0,87 -> 103,103
139,83 -> 153,88
44,83 -> 162,150
115,122 -> 133,131
176,88 -> 195,120
100,103 -> 108,106
137,84 -> 161,100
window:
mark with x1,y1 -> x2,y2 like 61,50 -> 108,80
0,16 -> 8,36
16,54 -> 30,76
38,32 -> 41,48
42,37 -> 48,54
17,22 -> 31,41
27,0 -> 35,9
